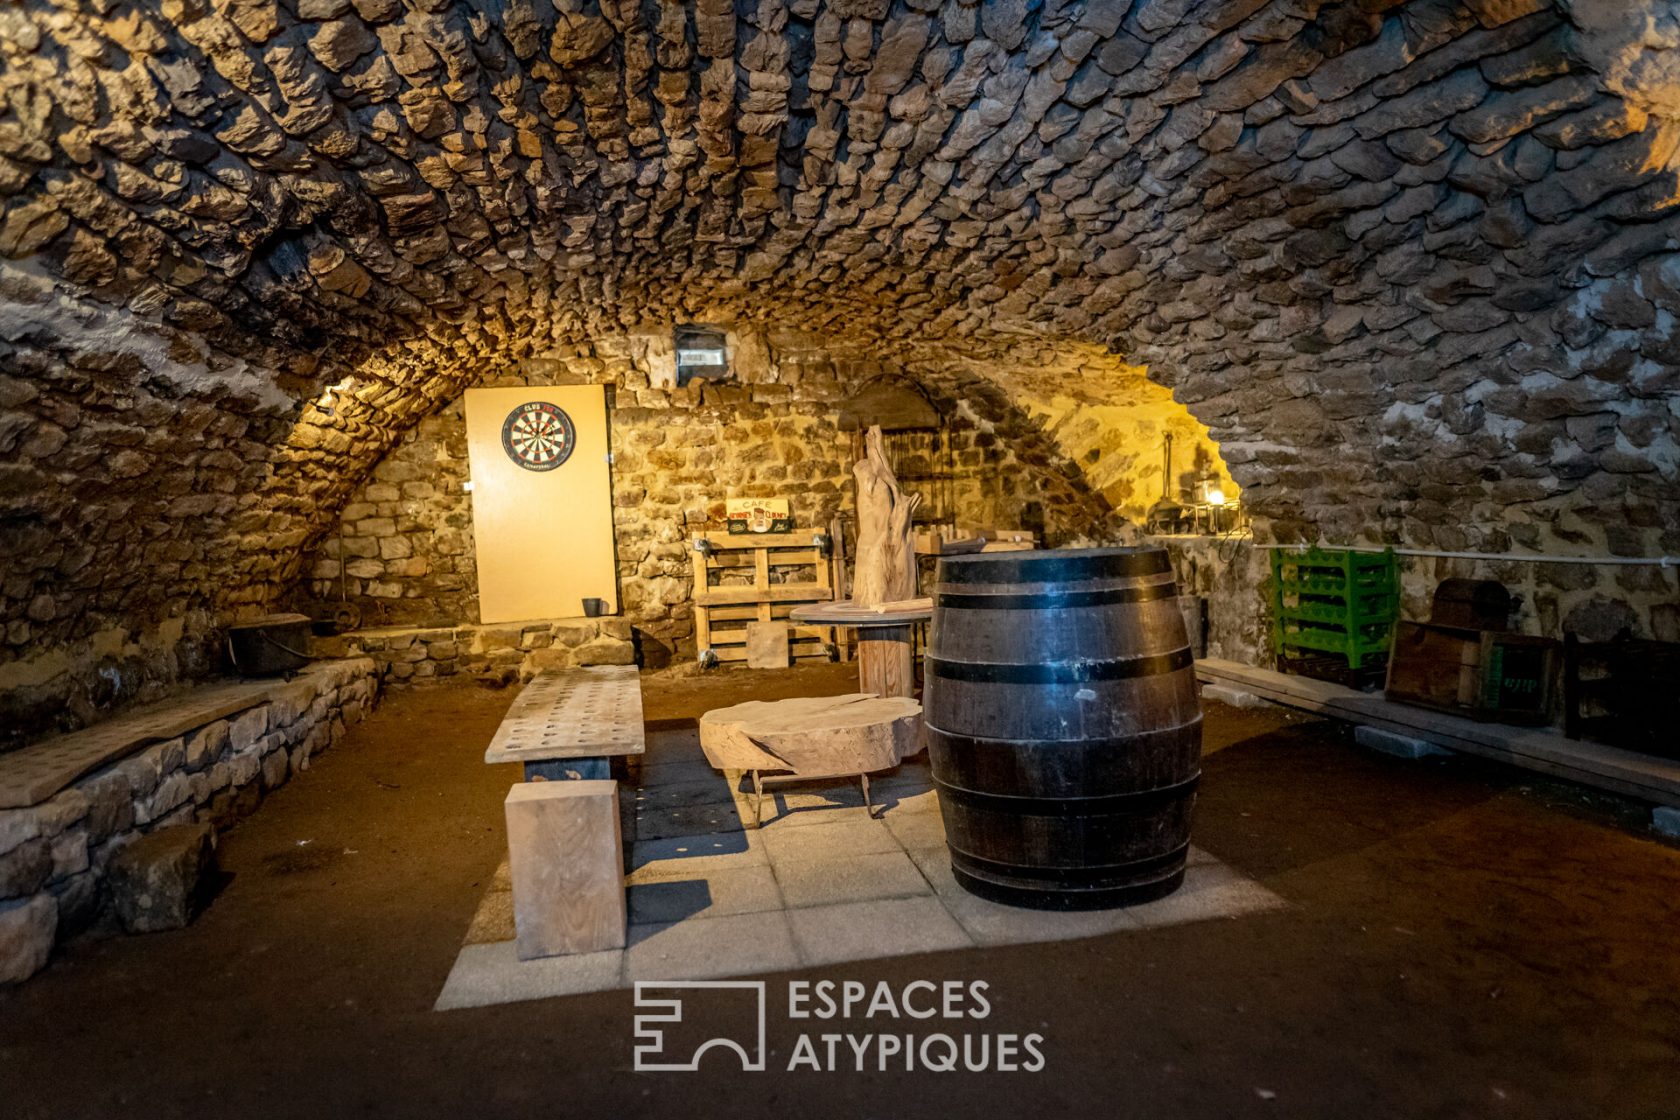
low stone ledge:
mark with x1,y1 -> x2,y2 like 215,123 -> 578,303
312,618 -> 636,684
0,658 -> 380,986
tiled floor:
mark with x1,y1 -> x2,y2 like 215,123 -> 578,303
434,728 -> 1284,1011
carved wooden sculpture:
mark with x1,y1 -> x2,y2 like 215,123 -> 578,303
852,425 -> 921,607
849,426 -> 922,696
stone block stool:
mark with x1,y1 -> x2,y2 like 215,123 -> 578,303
106,823 -> 217,933
504,780 -> 626,960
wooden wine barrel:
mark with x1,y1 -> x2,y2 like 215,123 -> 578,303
925,546 -> 1202,910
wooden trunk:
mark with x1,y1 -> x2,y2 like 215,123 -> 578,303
857,623 -> 914,698
924,547 -> 1202,910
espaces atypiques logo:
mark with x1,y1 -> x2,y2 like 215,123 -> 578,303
633,979 -> 1047,1074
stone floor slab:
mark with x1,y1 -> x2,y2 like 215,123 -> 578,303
440,735 -> 1282,1011
787,895 -> 973,967
753,800 -> 879,829
880,805 -> 947,849
626,909 -> 800,982
774,849 -> 933,909
628,863 -> 783,924
630,828 -> 767,876
631,801 -> 746,841
759,817 -> 903,862
628,777 -> 740,812
904,846 -> 1141,945
867,764 -> 935,795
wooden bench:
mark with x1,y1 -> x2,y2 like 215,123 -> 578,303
486,666 -> 644,959
483,665 -> 645,780
0,673 -> 332,809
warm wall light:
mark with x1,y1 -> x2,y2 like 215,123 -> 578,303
318,377 -> 354,416
1206,486 -> 1227,507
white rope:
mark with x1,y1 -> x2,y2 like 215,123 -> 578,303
1260,543 -> 1676,567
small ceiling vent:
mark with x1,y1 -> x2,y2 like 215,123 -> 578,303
675,325 -> 730,387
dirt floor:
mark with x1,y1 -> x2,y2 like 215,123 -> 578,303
3,665 -> 1679,1120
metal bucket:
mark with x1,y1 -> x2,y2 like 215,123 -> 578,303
226,613 -> 314,677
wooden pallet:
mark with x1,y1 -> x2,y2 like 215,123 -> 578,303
691,531 -> 840,665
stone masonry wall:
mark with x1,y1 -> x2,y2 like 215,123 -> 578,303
1161,536 -> 1680,707
0,657 -> 378,986
297,329 -> 1128,665
310,618 -> 635,685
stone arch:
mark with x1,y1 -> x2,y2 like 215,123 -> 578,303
2,0 -> 1679,729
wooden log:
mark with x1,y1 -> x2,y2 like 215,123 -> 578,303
698,693 -> 923,775
858,624 -> 915,698
504,780 -> 626,959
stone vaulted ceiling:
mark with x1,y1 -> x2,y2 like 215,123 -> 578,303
1,0 -> 1679,685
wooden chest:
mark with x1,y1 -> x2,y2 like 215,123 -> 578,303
1385,621 -> 1558,726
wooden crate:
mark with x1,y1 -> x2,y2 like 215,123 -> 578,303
691,531 -> 840,665
1564,635 -> 1680,758
1386,621 -> 1558,726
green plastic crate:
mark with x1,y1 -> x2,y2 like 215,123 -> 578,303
1270,547 -> 1399,669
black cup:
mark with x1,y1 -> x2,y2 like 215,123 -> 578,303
582,598 -> 606,617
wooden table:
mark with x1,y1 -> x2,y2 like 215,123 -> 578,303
790,601 -> 932,698
699,693 -> 923,824
483,665 -> 645,780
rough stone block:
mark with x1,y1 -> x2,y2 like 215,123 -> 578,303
229,752 -> 261,789
0,836 -> 52,897
267,681 -> 319,730
574,637 -> 636,666
0,895 -> 56,985
0,808 -> 43,858
35,789 -> 89,836
81,770 -> 134,844
139,770 -> 198,824
229,705 -> 269,751
552,622 -> 596,647
106,824 -> 217,934
1201,683 -> 1270,708
185,719 -> 230,771
1354,726 -> 1454,760
49,829 -> 88,882
260,749 -> 290,791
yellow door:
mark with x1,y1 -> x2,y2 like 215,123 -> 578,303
465,386 -> 618,623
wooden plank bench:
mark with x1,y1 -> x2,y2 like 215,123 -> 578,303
483,665 -> 645,780
1196,657 -> 1680,809
0,677 -> 311,810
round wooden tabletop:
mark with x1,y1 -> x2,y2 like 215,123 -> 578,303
790,600 -> 933,626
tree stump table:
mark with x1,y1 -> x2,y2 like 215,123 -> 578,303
790,600 -> 933,698
698,693 -> 924,823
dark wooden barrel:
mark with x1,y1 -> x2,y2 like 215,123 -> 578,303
925,546 -> 1202,910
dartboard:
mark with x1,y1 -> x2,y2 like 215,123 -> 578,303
501,402 -> 576,471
